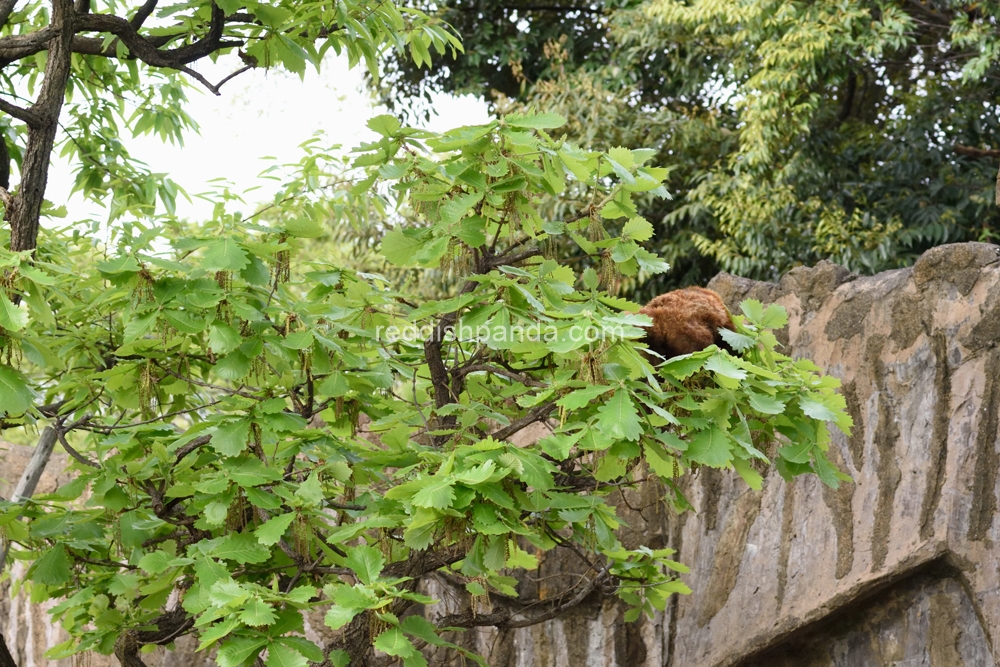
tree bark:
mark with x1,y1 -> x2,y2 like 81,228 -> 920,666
6,0 -> 74,253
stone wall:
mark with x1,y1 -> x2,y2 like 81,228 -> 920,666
2,242 -> 999,666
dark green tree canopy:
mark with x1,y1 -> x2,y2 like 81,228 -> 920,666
389,0 -> 1000,294
380,1 -> 632,118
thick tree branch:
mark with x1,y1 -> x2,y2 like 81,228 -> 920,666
0,0 -> 18,29
0,95 -> 38,125
74,9 -> 233,94
6,0 -> 74,253
173,434 -> 212,463
115,609 -> 194,667
0,26 -> 56,61
436,567 -> 610,630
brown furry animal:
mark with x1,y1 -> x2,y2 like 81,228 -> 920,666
638,287 -> 736,361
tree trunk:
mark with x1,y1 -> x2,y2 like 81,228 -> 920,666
6,0 -> 74,253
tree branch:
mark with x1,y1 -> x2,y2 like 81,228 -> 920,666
55,424 -> 100,468
454,363 -> 547,388
0,0 -> 18,29
6,0 -> 75,253
128,0 -> 158,30
436,567 -> 609,630
954,144 -> 1000,159
490,400 -> 555,441
0,95 -> 41,125
173,434 -> 212,463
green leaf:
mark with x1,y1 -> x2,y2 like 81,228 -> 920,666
508,449 -> 555,491
557,385 -> 613,410
217,638 -> 267,667
264,641 -> 308,667
209,322 -> 242,355
401,615 -> 447,645
798,395 -> 839,422
643,442 -> 676,479
748,392 -> 786,415
229,457 -> 283,488
596,390 -> 643,441
506,112 -> 566,129
453,460 -> 496,485
381,228 -> 427,266
0,292 -> 28,331
96,254 -> 141,274
239,598 -> 278,627
412,477 -> 456,509
403,519 -> 437,550
213,532 -> 271,564
483,536 -> 507,571
324,605 -> 361,631
368,114 -> 401,136
0,365 -> 33,416
30,545 -> 71,585
202,238 -> 249,271
277,637 -> 323,663
538,431 -> 583,460
704,354 -> 747,381
658,354 -> 707,378
294,471 -> 324,506
210,419 -> 250,457
740,300 -> 766,323
732,457 -> 764,490
252,4 -> 291,27
284,217 -> 324,238
346,545 -> 385,585
622,216 -> 654,242
329,650 -> 350,667
255,513 -> 296,547
318,372 -> 351,397
761,303 -> 789,328
138,550 -> 173,575
686,426 -> 734,467
374,627 -> 418,657
719,328 -> 757,352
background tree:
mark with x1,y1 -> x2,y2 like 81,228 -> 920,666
0,2 -> 850,666
386,0 -> 1000,295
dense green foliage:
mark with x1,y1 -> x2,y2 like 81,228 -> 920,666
1,111 -> 850,666
0,1 -> 852,666
387,0 -> 1000,294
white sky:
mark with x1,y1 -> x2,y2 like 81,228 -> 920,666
46,55 -> 491,222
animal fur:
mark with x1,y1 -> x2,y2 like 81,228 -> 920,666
638,286 -> 735,360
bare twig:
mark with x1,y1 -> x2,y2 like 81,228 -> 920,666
55,424 -> 100,468
454,363 -> 547,388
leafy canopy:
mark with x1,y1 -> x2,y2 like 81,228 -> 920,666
0,1 -> 853,666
